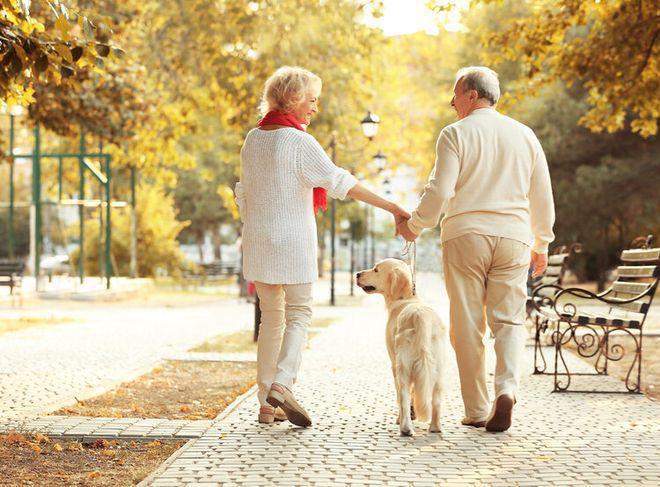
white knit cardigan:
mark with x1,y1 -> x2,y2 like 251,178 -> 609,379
235,128 -> 358,284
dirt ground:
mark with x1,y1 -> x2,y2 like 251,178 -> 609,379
54,360 -> 256,420
0,433 -> 182,486
0,360 -> 256,485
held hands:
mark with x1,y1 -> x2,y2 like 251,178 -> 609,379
391,206 -> 417,242
530,251 -> 548,278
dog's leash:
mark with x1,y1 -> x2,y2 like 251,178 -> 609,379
401,240 -> 417,296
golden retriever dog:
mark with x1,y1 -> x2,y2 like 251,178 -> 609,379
356,258 -> 448,436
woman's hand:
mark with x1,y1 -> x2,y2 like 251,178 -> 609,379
391,205 -> 411,236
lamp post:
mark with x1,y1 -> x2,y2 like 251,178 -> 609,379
370,151 -> 388,266
329,111 -> 380,306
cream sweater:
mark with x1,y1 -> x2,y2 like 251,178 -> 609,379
408,108 -> 555,253
235,128 -> 357,284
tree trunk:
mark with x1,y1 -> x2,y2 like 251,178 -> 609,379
196,233 -> 204,264
318,231 -> 325,278
212,225 -> 222,262
238,230 -> 248,297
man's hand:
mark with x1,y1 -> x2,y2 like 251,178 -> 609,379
397,220 -> 418,242
530,251 -> 548,278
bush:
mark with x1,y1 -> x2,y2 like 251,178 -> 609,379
70,183 -> 189,277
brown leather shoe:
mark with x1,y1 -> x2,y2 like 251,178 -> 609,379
258,405 -> 288,424
266,383 -> 312,427
485,394 -> 515,432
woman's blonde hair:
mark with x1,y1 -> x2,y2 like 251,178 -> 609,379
259,66 -> 322,116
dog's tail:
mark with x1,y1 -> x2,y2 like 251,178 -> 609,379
411,308 -> 434,422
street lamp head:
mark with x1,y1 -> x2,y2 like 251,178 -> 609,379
361,111 -> 380,140
373,150 -> 387,172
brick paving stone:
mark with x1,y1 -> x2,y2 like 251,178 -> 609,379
140,277 -> 660,486
0,415 -> 212,441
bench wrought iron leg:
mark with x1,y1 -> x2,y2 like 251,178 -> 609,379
533,316 -> 549,374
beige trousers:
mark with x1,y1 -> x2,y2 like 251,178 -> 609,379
442,234 -> 530,421
254,282 -> 313,407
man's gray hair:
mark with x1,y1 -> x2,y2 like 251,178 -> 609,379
455,66 -> 500,105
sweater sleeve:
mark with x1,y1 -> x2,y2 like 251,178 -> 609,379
408,128 -> 460,235
528,135 -> 555,253
296,135 -> 358,200
234,182 -> 246,222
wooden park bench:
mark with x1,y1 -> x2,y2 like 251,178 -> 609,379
182,261 -> 240,284
200,261 -> 240,278
0,260 -> 26,305
531,235 -> 659,393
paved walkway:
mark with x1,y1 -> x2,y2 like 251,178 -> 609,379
0,271 -> 356,419
0,416 -> 212,441
142,281 -> 660,486
0,299 -> 254,418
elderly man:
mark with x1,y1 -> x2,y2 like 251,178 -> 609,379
397,66 -> 555,432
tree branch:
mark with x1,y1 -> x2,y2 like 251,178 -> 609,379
636,28 -> 658,77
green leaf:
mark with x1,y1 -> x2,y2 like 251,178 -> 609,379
83,18 -> 94,38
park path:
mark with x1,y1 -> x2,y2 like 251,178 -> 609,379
0,271 -> 360,419
0,298 -> 254,418
143,276 -> 660,486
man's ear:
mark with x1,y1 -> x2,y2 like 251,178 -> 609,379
388,267 -> 412,300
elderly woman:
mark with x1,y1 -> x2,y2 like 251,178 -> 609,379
235,66 -> 408,427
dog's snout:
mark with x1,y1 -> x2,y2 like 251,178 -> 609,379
356,272 -> 362,279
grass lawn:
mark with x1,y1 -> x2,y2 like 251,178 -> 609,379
0,316 -> 76,336
191,316 -> 337,354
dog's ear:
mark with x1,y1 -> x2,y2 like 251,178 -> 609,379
388,267 -> 413,301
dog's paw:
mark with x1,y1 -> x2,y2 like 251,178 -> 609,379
429,423 -> 441,433
400,421 -> 414,436
400,428 -> 414,437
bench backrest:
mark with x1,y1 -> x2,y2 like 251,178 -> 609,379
532,244 -> 581,298
0,262 -> 26,276
608,248 -> 660,317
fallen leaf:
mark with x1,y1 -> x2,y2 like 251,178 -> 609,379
179,405 -> 191,413
91,439 -> 108,449
88,471 -> 101,479
3,432 -> 26,444
67,442 -> 83,451
34,433 -> 49,443
53,443 -> 63,452
100,449 -> 115,457
535,455 -> 554,461
30,443 -> 42,454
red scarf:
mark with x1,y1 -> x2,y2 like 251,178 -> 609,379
257,110 -> 328,213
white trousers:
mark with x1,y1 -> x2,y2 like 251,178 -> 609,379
443,234 -> 530,421
254,282 -> 313,406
